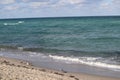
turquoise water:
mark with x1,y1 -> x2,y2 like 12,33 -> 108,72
0,16 -> 120,69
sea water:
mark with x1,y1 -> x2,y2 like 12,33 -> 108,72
0,16 -> 120,71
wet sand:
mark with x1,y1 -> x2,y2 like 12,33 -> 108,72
0,56 -> 120,80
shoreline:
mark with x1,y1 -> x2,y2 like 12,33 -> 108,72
0,56 -> 120,80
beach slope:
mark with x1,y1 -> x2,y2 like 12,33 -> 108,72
0,56 -> 119,80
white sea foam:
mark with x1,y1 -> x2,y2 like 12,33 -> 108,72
3,21 -> 24,26
3,23 -> 8,25
4,23 -> 19,26
26,51 -> 47,58
17,47 -> 24,50
49,55 -> 120,70
18,21 -> 24,23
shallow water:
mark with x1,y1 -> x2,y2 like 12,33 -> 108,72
0,50 -> 120,78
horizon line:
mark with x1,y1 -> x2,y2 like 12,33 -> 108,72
0,15 -> 120,20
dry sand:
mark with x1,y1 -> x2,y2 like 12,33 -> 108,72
0,56 -> 120,80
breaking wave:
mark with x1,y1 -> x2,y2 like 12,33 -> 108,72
49,55 -> 120,71
3,21 -> 24,26
0,45 -> 120,71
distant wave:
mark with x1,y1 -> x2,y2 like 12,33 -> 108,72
3,21 -> 24,26
0,45 -> 25,52
88,37 -> 120,40
49,55 -> 120,71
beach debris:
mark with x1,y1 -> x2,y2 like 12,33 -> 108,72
61,69 -> 67,73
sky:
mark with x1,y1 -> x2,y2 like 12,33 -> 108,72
0,0 -> 120,19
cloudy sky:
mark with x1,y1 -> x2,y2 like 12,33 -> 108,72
0,0 -> 120,18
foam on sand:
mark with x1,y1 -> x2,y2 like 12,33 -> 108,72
49,55 -> 120,71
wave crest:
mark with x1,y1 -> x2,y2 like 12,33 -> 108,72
49,55 -> 120,70
3,21 -> 24,26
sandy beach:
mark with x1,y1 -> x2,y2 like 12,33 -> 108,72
0,56 -> 119,80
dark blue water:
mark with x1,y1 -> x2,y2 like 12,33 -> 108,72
0,16 -> 120,70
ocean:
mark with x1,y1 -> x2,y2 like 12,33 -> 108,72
0,16 -> 120,74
